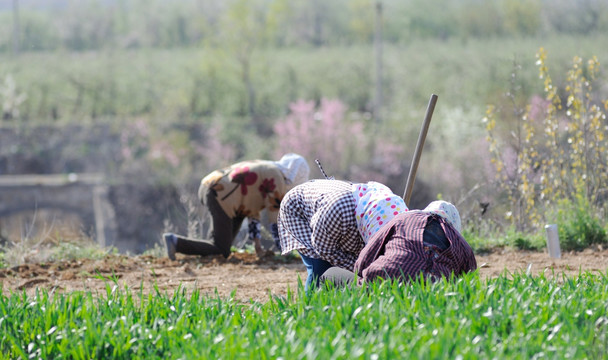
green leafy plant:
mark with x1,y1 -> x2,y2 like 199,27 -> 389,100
1,215 -> 110,267
485,48 -> 608,232
462,226 -> 545,253
552,196 -> 607,251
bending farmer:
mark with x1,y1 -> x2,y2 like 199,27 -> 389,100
164,153 -> 310,260
278,179 -> 407,291
320,201 -> 477,287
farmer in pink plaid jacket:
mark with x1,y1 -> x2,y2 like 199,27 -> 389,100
320,200 -> 477,287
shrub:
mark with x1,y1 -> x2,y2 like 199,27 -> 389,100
273,98 -> 407,189
553,196 -> 607,251
463,225 -> 546,254
485,48 -> 608,232
0,228 -> 109,267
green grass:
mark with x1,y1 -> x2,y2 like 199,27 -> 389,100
464,227 -> 549,254
0,235 -> 113,269
1,271 -> 607,359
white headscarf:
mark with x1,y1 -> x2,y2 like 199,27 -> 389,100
422,200 -> 462,233
274,153 -> 310,185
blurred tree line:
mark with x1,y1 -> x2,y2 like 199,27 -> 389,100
2,0 -> 608,250
2,0 -> 607,53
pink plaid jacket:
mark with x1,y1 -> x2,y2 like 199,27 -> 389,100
354,211 -> 477,283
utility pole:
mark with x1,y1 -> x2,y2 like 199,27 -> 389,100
12,0 -> 20,55
373,1 -> 383,122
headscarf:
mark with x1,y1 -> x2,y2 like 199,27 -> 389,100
274,153 -> 310,185
353,181 -> 408,244
421,200 -> 462,233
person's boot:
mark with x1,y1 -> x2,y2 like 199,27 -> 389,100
164,233 -> 177,260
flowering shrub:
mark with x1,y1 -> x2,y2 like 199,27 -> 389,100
120,118 -> 238,184
485,48 -> 608,231
120,119 -> 185,175
120,119 -> 153,162
274,98 -> 405,186
193,124 -> 238,172
0,75 -> 27,120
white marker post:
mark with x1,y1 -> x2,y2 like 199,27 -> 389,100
544,224 -> 562,259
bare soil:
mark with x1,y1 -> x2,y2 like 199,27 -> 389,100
1,248 -> 607,302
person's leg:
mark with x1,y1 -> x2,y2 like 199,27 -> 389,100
319,267 -> 356,288
298,252 -> 315,290
206,189 -> 240,256
169,232 -> 224,257
298,252 -> 333,292
168,188 -> 235,258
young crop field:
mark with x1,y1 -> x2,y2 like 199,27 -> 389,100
1,270 -> 607,359
1,250 -> 607,359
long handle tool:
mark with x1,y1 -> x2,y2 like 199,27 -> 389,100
403,94 -> 438,207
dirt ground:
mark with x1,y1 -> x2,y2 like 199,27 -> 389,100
1,247 -> 607,302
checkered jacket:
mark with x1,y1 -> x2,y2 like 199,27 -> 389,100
354,211 -> 477,282
278,179 -> 364,269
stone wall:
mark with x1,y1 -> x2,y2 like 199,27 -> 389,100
0,125 -> 186,253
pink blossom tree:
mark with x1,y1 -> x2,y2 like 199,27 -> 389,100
274,98 -> 406,187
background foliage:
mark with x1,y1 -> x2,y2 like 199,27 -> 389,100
1,0 -> 608,252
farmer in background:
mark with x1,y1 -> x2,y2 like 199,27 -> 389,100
278,179 -> 407,291
319,201 -> 477,287
164,153 -> 310,260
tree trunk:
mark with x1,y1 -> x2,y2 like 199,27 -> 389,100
374,1 -> 383,123
12,0 -> 20,55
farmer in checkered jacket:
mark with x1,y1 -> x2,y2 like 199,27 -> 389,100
277,179 -> 408,291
